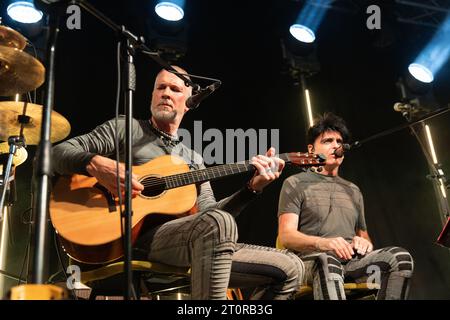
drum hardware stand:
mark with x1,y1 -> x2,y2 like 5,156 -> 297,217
0,136 -> 26,220
0,101 -> 34,218
0,136 -> 26,297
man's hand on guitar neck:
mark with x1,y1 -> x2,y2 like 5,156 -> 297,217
86,155 -> 144,197
248,147 -> 285,193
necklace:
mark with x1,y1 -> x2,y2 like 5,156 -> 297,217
148,120 -> 180,146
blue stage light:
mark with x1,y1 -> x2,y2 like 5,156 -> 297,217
289,24 -> 315,43
7,1 -> 43,24
155,1 -> 185,21
412,13 -> 450,82
408,63 -> 434,84
289,0 -> 332,43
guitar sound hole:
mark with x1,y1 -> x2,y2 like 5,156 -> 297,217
140,176 -> 166,198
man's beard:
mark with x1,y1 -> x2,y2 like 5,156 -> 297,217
152,108 -> 177,122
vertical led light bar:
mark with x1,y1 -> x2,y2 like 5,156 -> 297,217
304,89 -> 314,127
425,124 -> 446,198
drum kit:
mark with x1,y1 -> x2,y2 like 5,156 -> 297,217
0,24 -> 71,216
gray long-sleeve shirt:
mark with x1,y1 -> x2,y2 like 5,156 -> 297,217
52,117 -> 258,216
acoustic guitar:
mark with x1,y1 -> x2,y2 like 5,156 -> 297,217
50,152 -> 324,264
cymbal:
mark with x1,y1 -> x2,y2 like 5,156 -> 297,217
0,101 -> 71,145
0,26 -> 27,50
0,46 -> 45,96
0,141 -> 28,167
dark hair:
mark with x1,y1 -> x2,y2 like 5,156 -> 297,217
307,113 -> 351,145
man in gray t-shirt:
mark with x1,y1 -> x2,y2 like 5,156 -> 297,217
278,113 -> 414,300
52,66 -> 304,300
279,170 -> 366,244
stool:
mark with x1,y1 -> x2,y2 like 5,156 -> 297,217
294,282 -> 379,300
275,237 -> 380,300
76,260 -> 190,300
76,260 -> 242,300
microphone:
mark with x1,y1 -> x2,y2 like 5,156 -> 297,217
333,143 -> 351,158
393,102 -> 414,113
186,82 -> 221,110
393,102 -> 428,115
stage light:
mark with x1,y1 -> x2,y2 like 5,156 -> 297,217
411,13 -> 450,82
155,1 -> 185,21
289,24 -> 315,43
7,1 -> 43,24
399,63 -> 434,99
408,63 -> 434,84
147,1 -> 188,63
289,0 -> 332,44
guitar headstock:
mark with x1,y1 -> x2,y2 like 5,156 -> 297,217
285,152 -> 326,167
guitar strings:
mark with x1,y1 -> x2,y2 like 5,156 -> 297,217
137,154 -> 316,189
112,153 -> 319,195
139,163 -> 253,188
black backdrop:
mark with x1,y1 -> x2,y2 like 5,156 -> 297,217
1,0 -> 450,298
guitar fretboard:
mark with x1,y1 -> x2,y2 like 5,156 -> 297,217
163,153 -> 293,189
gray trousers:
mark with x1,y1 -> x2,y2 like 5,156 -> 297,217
300,246 -> 414,300
137,209 -> 304,300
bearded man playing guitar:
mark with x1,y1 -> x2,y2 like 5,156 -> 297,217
51,66 -> 308,300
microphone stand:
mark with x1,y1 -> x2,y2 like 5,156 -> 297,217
347,107 -> 450,150
35,0 -> 199,299
347,107 -> 450,247
404,117 -> 450,248
28,4 -> 61,285
408,122 -> 449,225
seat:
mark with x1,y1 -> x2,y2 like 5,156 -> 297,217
275,237 -> 380,300
294,282 -> 379,300
71,259 -> 190,300
74,259 -> 242,300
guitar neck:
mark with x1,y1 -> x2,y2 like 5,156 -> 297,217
162,153 -> 300,189
164,161 -> 253,189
